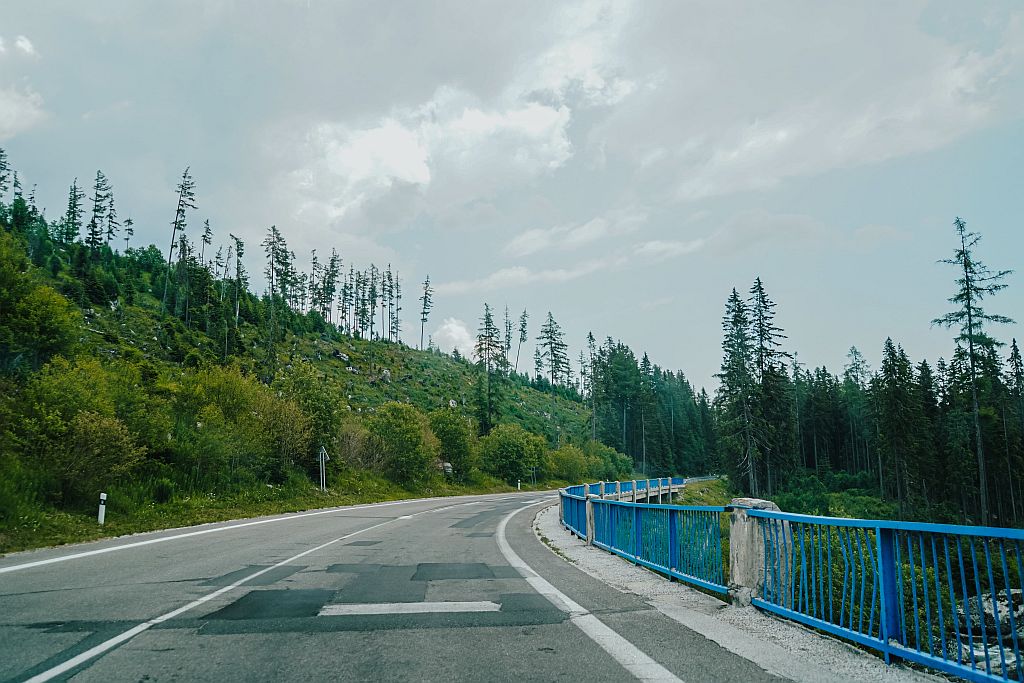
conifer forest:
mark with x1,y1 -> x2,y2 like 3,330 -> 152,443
0,149 -> 1020,552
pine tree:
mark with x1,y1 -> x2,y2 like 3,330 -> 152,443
122,217 -> 134,252
419,275 -> 433,350
537,312 -> 569,386
474,303 -> 505,433
933,218 -> 1014,524
715,289 -> 757,494
161,168 -> 197,314
200,219 -> 212,265
61,179 -> 86,244
104,186 -> 119,247
516,309 -> 529,373
85,171 -> 112,256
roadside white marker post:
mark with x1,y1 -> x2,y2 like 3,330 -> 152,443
97,492 -> 107,525
517,479 -> 521,491
318,446 -> 330,492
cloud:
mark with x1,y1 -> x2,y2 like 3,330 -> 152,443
0,85 -> 46,140
436,257 -> 622,295
633,238 -> 706,260
704,209 -> 833,255
14,36 -> 36,56
286,86 -> 572,228
592,4 -> 1024,204
504,208 -> 645,257
433,317 -> 475,357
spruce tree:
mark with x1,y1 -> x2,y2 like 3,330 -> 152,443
933,218 -> 1014,524
419,275 -> 433,350
161,168 -> 197,314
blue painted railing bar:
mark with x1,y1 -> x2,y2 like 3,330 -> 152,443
751,509 -> 1024,683
562,491 -> 586,538
592,499 -> 727,594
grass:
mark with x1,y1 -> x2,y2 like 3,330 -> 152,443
0,469 -> 555,556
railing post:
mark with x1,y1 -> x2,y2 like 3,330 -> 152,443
877,527 -> 902,663
585,494 -> 595,546
559,490 -> 564,524
599,481 -> 606,500
615,481 -> 621,500
631,480 -> 638,503
728,497 -> 781,607
634,504 -> 641,563
669,508 -> 678,574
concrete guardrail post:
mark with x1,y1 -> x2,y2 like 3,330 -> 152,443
615,481 -> 621,500
631,480 -> 638,503
599,481 -> 605,500
727,497 -> 782,607
585,494 -> 595,546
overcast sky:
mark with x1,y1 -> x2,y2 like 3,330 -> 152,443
2,1 -> 1022,390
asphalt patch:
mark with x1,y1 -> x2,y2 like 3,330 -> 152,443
345,540 -> 380,546
199,565 -> 305,586
206,589 -> 335,620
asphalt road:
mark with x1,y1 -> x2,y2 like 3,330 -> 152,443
0,493 -> 784,682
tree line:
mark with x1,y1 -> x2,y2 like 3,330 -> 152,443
713,226 -> 1018,526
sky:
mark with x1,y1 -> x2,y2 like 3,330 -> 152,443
2,0 -> 1022,390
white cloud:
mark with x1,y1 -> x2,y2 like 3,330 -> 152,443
510,0 -> 636,107
504,209 -> 645,257
436,257 -> 622,295
0,85 -> 46,140
14,35 -> 36,56
593,5 -> 1024,204
287,86 -> 572,228
0,37 -> 5,54
633,238 -> 706,260
433,317 -> 475,357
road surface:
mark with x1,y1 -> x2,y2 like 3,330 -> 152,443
1,493 -> 784,682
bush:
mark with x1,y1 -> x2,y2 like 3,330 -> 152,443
548,444 -> 588,483
367,402 -> 439,487
480,423 -> 544,485
428,408 -> 476,482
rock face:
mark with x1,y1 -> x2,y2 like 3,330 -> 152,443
948,589 -> 1024,678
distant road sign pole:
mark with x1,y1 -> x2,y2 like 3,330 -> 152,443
97,492 -> 107,525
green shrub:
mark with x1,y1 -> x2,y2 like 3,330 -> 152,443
480,423 -> 545,485
429,407 -> 477,482
367,402 -> 439,487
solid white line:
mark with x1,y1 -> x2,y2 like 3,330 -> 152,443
23,500 -> 477,683
496,502 -> 682,682
0,496 -> 488,574
318,601 -> 501,616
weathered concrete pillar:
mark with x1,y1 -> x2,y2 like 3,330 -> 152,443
631,480 -> 638,503
559,490 -> 565,523
585,494 -> 595,545
728,497 -> 782,607
599,481 -> 606,500
615,481 -> 621,500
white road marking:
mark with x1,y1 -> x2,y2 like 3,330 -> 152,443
22,500 -> 478,683
496,501 -> 683,683
0,497 -> 489,574
318,601 -> 501,616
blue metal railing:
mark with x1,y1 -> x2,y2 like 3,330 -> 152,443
751,510 -> 1024,683
563,491 -> 586,538
592,499 -> 727,593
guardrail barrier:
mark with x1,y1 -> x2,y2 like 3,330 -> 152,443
558,478 -> 1024,683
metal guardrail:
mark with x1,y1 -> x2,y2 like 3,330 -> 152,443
559,477 -> 727,594
751,510 -> 1024,683
592,499 -> 727,593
